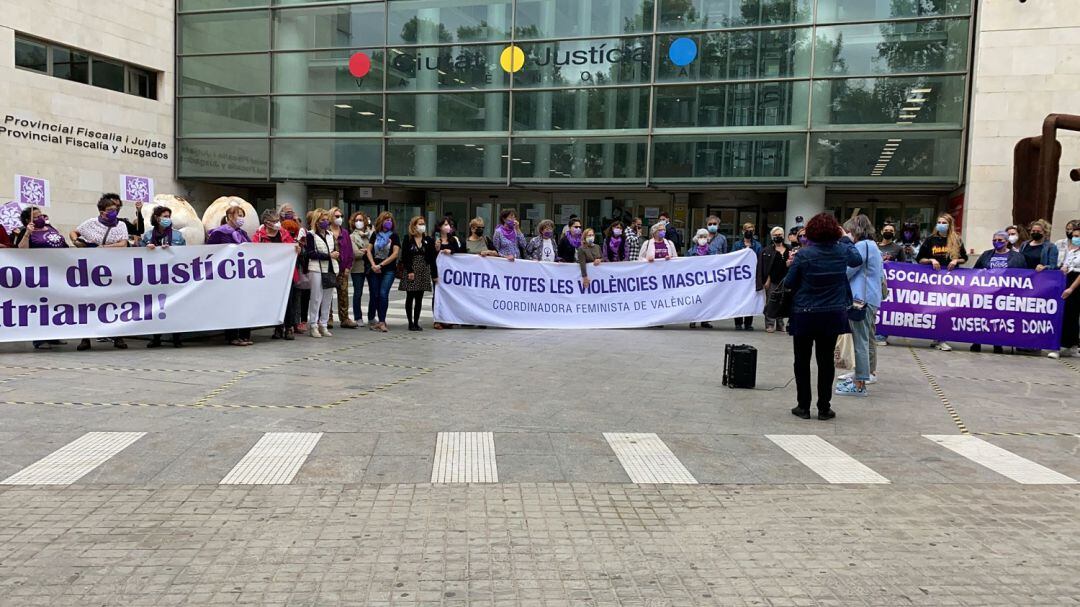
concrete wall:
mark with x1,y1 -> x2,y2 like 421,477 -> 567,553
0,0 -> 186,232
966,0 -> 1080,251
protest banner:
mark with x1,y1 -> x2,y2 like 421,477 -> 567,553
877,262 -> 1066,349
434,249 -> 763,329
0,244 -> 296,342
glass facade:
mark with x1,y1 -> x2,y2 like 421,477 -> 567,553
177,0 -> 973,185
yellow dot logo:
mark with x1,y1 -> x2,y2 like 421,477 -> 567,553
499,45 -> 525,73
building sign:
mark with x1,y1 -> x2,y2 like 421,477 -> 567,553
0,114 -> 168,160
120,175 -> 155,204
14,175 -> 50,208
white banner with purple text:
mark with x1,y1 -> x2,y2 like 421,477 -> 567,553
434,248 -> 763,329
0,244 -> 296,342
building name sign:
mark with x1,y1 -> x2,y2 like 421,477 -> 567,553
0,114 -> 169,160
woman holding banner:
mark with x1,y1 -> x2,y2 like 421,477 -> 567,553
526,219 -> 559,262
970,231 -> 1026,354
1058,225 -> 1080,358
254,209 -> 301,341
916,213 -> 968,351
492,210 -> 527,260
577,228 -> 603,289
639,223 -> 678,262
72,197 -> 133,351
687,228 -> 719,329
142,206 -> 187,348
366,212 -> 400,333
17,206 -> 68,351
465,218 -> 497,256
208,206 -> 254,346
559,217 -> 585,263
602,221 -> 629,262
432,217 -> 465,330
784,213 -> 863,420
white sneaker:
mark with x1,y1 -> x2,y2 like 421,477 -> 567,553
934,342 -> 952,352
309,327 -> 322,338
874,338 -> 888,346
319,325 -> 333,337
1069,346 -> 1080,358
838,372 -> 877,384
1048,350 -> 1060,359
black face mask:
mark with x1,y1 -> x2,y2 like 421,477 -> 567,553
772,235 -> 784,244
474,227 -> 484,236
882,231 -> 895,240
1031,232 -> 1044,241
744,230 -> 754,240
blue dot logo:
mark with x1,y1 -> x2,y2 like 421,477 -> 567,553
668,37 -> 697,67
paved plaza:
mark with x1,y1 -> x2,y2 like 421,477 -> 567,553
1,295 -> 1079,606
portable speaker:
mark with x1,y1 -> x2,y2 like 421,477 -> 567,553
722,344 -> 757,389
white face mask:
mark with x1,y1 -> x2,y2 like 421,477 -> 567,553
416,224 -> 427,233
1008,234 -> 1019,244
586,236 -> 595,244
271,222 -> 281,231
333,217 -> 343,226
697,237 -> 708,246
355,220 -> 365,230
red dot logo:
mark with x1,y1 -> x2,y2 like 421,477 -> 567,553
348,52 -> 371,78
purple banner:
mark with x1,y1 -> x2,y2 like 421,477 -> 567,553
878,262 -> 1066,350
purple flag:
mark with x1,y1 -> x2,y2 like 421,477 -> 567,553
121,175 -> 154,203
15,175 -> 49,207
878,262 -> 1066,350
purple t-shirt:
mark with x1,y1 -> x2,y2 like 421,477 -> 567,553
654,240 -> 669,259
29,227 -> 68,248
207,225 -> 251,245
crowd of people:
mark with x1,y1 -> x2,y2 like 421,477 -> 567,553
781,211 -> 1080,420
2,197 -> 1078,397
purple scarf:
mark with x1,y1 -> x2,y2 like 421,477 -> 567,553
497,223 -> 516,242
608,236 -> 622,254
695,244 -> 709,256
567,231 -> 582,249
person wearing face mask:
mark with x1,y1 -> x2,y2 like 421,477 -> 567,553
685,228 -> 721,328
207,206 -> 255,345
833,215 -> 883,397
731,222 -> 762,330
704,215 -> 728,254
969,230 -> 1026,354
576,228 -> 603,289
1055,220 -> 1077,266
254,209 -> 301,340
915,213 -> 967,351
625,217 -> 644,260
1057,224 -> 1080,359
639,222 -> 678,262
432,217 -> 465,330
325,207 -> 357,329
492,210 -> 527,260
1005,225 -> 1027,252
139,206 -> 188,348
898,221 -> 922,261
1018,219 -> 1058,272
16,207 -> 68,350
348,212 -> 372,329
759,226 -> 792,334
877,223 -> 905,263
559,218 -> 586,263
366,212 -> 401,332
657,211 -> 683,253
398,216 -> 437,331
304,209 -> 340,339
527,219 -> 560,262
465,217 -> 497,256
70,196 -> 133,351
602,221 -> 629,262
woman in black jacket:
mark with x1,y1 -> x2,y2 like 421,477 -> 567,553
783,213 -> 863,421
399,216 -> 438,331
433,217 -> 465,329
758,226 -> 791,333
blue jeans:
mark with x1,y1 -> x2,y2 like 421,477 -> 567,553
367,269 -> 396,323
850,304 -> 877,381
351,273 -> 367,323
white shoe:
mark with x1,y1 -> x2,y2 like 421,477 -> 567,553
1048,350 -> 1060,359
1069,346 -> 1080,358
309,327 -> 322,338
934,342 -> 952,352
319,325 -> 333,337
838,372 -> 877,384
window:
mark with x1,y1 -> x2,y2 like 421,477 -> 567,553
15,38 -> 47,72
14,35 -> 158,100
53,47 -> 89,84
388,0 -> 512,45
92,59 -> 125,92
813,19 -> 970,78
659,0 -> 812,31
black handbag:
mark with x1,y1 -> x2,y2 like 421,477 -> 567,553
321,270 -> 337,290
